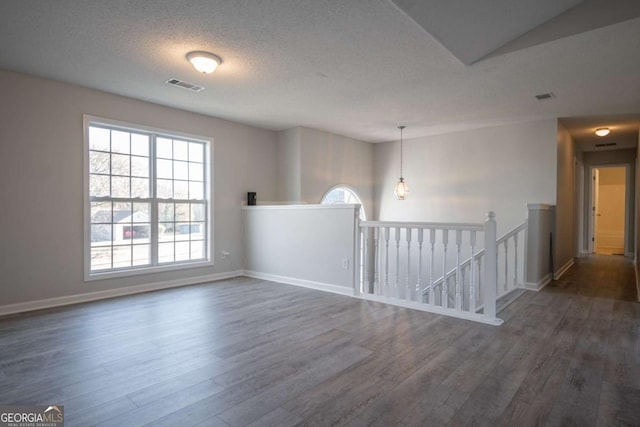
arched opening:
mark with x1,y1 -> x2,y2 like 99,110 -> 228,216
320,185 -> 366,220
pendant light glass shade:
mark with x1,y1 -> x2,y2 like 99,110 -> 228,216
394,177 -> 409,200
395,125 -> 409,200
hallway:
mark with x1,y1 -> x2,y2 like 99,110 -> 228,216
544,254 -> 637,301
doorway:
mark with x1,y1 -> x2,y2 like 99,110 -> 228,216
590,166 -> 628,255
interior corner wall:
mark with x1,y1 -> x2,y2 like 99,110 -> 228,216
582,148 -> 637,256
0,70 -> 278,307
373,119 -> 558,236
276,127 -> 302,202
298,127 -> 374,218
555,121 -> 577,273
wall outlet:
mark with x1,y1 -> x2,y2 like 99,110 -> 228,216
221,250 -> 230,259
342,258 -> 349,270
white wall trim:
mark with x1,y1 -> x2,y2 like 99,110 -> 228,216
243,270 -> 355,297
554,258 -> 575,280
241,203 -> 358,211
525,273 -> 552,291
577,251 -> 590,258
0,271 -> 243,317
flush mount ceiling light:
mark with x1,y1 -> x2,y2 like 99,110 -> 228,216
394,125 -> 409,200
187,51 -> 222,74
595,128 -> 610,137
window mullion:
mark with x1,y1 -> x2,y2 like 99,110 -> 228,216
150,134 -> 159,267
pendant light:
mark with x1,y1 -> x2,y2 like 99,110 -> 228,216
394,125 -> 409,200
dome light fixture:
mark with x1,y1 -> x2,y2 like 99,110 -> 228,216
394,125 -> 409,200
595,128 -> 610,137
187,51 -> 222,74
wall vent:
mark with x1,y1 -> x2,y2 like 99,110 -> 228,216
595,142 -> 617,148
165,78 -> 204,92
535,92 -> 555,100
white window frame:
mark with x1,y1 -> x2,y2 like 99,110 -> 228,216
83,115 -> 214,281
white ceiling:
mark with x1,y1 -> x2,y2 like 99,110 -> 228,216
0,0 -> 639,145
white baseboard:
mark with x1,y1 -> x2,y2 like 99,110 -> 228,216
525,273 -> 552,292
0,271 -> 244,317
243,270 -> 354,297
554,258 -> 574,280
577,251 -> 590,258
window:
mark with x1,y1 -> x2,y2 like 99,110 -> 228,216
321,185 -> 366,220
84,116 -> 212,279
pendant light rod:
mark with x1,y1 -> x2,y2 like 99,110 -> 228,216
398,125 -> 405,178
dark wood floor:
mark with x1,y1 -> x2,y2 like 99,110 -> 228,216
0,255 -> 638,426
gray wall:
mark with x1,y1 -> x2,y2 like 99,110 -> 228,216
0,70 -> 278,306
555,121 -> 578,272
373,119 -> 558,236
275,126 -> 374,218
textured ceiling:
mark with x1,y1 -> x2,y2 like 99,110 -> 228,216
0,0 -> 639,145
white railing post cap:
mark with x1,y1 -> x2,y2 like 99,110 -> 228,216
486,211 -> 495,220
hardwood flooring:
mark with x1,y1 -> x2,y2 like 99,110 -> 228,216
0,255 -> 638,426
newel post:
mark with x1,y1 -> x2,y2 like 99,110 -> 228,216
353,206 -> 361,297
483,211 -> 498,322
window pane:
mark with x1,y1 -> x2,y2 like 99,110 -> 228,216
175,204 -> 190,221
189,142 -> 203,163
174,181 -> 189,199
91,202 -> 112,223
111,130 -> 130,154
189,163 -> 203,181
113,245 -> 132,268
131,133 -> 149,156
133,203 -> 150,221
190,240 -> 204,260
158,203 -> 174,221
175,241 -> 190,261
111,153 -> 130,176
157,179 -> 172,199
91,224 -> 112,243
90,174 -> 110,197
132,244 -> 150,266
189,182 -> 204,200
175,223 -> 192,240
157,137 -> 173,159
89,127 -> 110,151
159,242 -> 174,263
131,156 -> 149,177
90,151 -> 110,174
174,140 -> 189,160
112,176 -> 130,198
174,161 -> 188,180
131,178 -> 149,198
191,204 -> 205,221
91,247 -> 112,270
157,159 -> 172,179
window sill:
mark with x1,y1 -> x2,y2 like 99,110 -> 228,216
84,259 -> 215,282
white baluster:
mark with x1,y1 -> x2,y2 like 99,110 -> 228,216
455,230 -> 462,311
384,227 -> 390,298
429,229 -> 436,305
405,228 -> 412,301
362,228 -> 369,294
441,229 -> 449,309
395,227 -> 401,298
469,231 -> 476,313
503,239 -> 509,293
513,233 -> 519,288
374,227 -> 380,296
417,228 -> 424,302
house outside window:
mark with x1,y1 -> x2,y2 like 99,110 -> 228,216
84,116 -> 212,280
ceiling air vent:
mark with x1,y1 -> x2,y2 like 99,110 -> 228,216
535,92 -> 555,100
595,142 -> 617,148
165,78 -> 204,92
